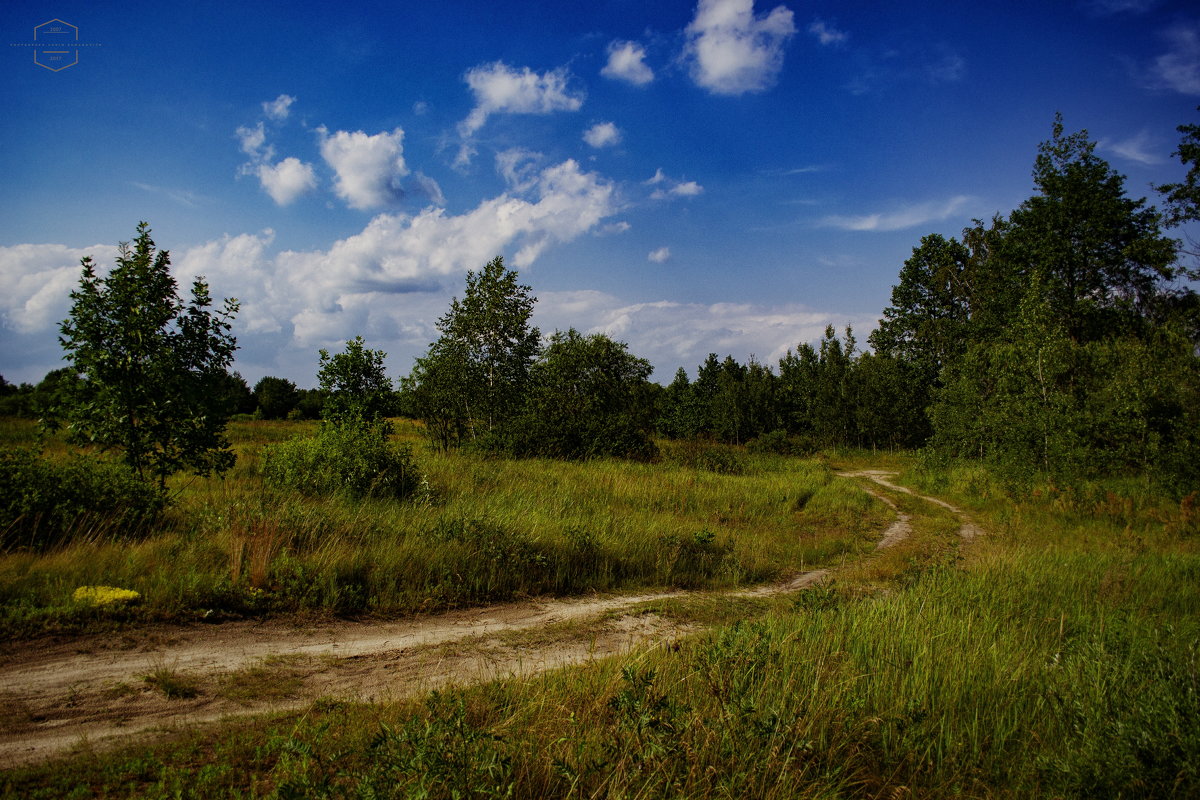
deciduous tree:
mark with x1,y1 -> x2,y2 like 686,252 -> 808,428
56,222 -> 239,485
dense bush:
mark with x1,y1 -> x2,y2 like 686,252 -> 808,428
260,420 -> 422,500
0,449 -> 166,551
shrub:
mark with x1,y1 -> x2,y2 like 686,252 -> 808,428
261,421 -> 422,500
0,449 -> 167,551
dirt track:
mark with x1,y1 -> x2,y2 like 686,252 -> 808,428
0,471 -> 974,768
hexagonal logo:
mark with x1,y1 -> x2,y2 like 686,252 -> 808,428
33,19 -> 78,72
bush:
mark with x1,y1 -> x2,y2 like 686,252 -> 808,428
261,421 -> 422,500
0,449 -> 167,551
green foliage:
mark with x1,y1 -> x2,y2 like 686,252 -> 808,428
498,329 -> 658,460
317,336 -> 393,424
406,256 -> 539,448
253,376 -> 300,420
55,222 -> 240,484
0,449 -> 166,551
1005,114 -> 1179,340
869,232 -> 973,380
260,420 -> 422,500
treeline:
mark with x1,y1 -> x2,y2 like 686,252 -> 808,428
0,369 -> 327,421
7,113 -> 1199,492
659,115 -> 1200,488
656,331 -> 928,451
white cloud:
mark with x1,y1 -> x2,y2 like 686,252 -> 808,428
410,172 -> 446,206
256,158 -> 318,205
601,40 -> 655,86
599,221 -> 632,235
275,159 -> 616,342
534,290 -> 875,381
583,121 -> 622,148
456,62 -> 585,165
236,122 -> 270,159
1150,22 -> 1200,95
808,19 -> 847,46
318,127 -> 408,210
0,243 -> 116,335
262,94 -> 296,121
683,0 -> 797,95
820,196 -> 972,232
648,247 -> 671,263
495,147 -> 543,191
1101,130 -> 1164,165
645,168 -> 705,200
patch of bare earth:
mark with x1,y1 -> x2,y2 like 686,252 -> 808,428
0,470 -> 975,768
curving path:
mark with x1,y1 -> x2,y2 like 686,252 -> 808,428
0,469 -> 977,768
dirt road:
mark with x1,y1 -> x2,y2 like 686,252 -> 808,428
0,471 -> 971,768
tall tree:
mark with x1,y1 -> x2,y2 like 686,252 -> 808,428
869,233 -> 973,381
1004,114 -> 1178,340
56,222 -> 239,485
407,257 -> 539,447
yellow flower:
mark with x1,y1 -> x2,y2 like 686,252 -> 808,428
73,585 -> 141,606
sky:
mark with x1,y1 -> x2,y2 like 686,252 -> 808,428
2,0 -> 1199,388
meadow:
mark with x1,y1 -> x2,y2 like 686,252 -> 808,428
2,421 -> 1198,798
0,418 -> 886,637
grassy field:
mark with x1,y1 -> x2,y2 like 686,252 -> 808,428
0,418 -> 887,637
2,423 -> 1198,797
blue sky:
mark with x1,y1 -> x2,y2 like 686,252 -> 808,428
2,0 -> 1198,387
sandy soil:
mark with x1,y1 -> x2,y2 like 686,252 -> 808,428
0,470 -> 969,769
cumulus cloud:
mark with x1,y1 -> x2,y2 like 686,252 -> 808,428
318,127 -> 408,210
262,94 -> 296,121
683,0 -> 797,95
808,19 -> 847,46
1149,22 -> 1200,95
645,168 -> 704,200
534,289 -> 875,381
583,121 -> 622,148
276,159 -> 616,342
1101,130 -> 1164,165
820,196 -> 971,232
648,247 -> 671,263
601,40 -> 655,85
256,158 -> 318,205
456,62 -> 585,165
0,243 -> 116,335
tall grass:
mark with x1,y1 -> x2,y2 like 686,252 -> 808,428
3,455 -> 1197,797
0,421 -> 889,635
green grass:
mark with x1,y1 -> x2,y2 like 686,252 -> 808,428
0,420 -> 889,636
4,431 -> 1195,797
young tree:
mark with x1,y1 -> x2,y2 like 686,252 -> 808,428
56,222 -> 239,485
407,257 -> 539,447
317,336 -> 394,424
